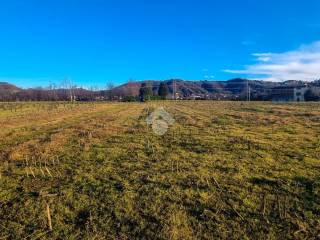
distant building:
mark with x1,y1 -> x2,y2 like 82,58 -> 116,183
293,87 -> 308,102
271,86 -> 309,102
189,94 -> 202,100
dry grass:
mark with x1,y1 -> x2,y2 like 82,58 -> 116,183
0,101 -> 319,239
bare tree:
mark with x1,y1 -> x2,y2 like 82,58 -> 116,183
48,81 -> 59,101
106,81 -> 115,100
61,77 -> 76,102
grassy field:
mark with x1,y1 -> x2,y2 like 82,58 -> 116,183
0,101 -> 319,239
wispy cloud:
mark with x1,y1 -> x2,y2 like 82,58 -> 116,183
224,41 -> 320,81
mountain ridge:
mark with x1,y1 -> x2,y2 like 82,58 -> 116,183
0,79 -> 319,101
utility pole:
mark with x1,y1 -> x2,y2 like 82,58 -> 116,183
247,79 -> 250,102
174,79 -> 176,100
172,79 -> 176,100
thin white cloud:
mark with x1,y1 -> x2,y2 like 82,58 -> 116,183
224,41 -> 320,81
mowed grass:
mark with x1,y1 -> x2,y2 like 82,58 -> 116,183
0,101 -> 319,239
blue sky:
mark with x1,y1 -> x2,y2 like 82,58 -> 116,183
0,0 -> 320,88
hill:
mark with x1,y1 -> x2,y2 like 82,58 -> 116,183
112,79 -> 315,100
0,82 -> 21,92
0,79 -> 319,101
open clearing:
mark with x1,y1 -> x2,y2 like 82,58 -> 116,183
0,101 -> 319,239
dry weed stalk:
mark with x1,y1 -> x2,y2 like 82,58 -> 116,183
46,203 -> 53,231
45,161 -> 53,178
39,164 -> 46,177
262,194 -> 267,216
29,167 -> 36,178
